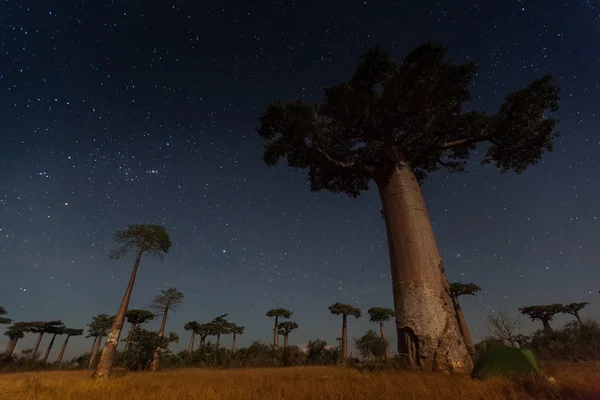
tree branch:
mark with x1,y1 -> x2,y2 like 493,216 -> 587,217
312,145 -> 376,176
438,134 -> 493,150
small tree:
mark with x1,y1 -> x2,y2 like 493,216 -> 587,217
277,321 -> 298,348
95,224 -> 172,378
266,308 -> 292,347
367,307 -> 394,358
486,311 -> 524,347
148,287 -> 184,371
124,309 -> 155,351
519,304 -> 564,333
56,328 -> 84,364
450,282 -> 480,359
120,328 -> 179,371
306,339 -> 339,365
562,302 -> 588,326
329,302 -> 361,363
355,329 -> 389,361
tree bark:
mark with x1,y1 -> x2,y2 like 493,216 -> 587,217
124,322 -> 138,352
273,316 -> 279,347
94,249 -> 143,378
231,333 -> 236,352
89,334 -> 103,368
542,319 -> 553,333
42,333 -> 58,363
31,332 -> 44,361
56,335 -> 71,364
380,321 -> 390,359
150,307 -> 169,372
188,331 -> 195,353
8,339 -> 18,356
200,335 -> 206,348
375,165 -> 472,373
283,334 -> 289,348
451,294 -> 476,361
341,314 -> 347,363
5,339 -> 14,356
575,313 -> 582,326
216,332 -> 221,350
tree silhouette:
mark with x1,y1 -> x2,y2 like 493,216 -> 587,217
519,304 -> 564,333
3,323 -> 26,356
184,321 -> 199,353
22,320 -> 64,361
266,308 -> 292,347
367,307 -> 394,359
55,328 -> 84,364
87,314 -> 114,368
226,322 -> 245,352
95,224 -> 172,378
486,311 -> 524,347
277,321 -> 298,348
41,323 -> 66,363
208,314 -> 229,350
355,329 -> 388,361
449,282 -> 480,359
563,302 -> 588,326
124,309 -> 155,351
0,307 -> 12,325
329,302 -> 361,363
149,287 -> 184,371
195,323 -> 213,349
257,42 -> 560,371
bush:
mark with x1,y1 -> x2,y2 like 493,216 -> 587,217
530,319 -> 600,361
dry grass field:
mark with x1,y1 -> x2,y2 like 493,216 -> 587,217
1,363 -> 599,400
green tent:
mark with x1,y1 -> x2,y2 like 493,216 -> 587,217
471,346 -> 543,379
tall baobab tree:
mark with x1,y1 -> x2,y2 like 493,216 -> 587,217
449,282 -> 480,359
184,321 -> 199,354
124,309 -> 155,351
94,224 -> 172,378
42,324 -> 66,363
266,308 -> 292,347
149,287 -> 184,371
329,303 -> 361,363
3,323 -> 26,356
519,304 -> 564,333
56,328 -> 84,364
0,307 -> 11,325
256,42 -> 560,371
228,323 -> 244,352
208,314 -> 229,350
87,314 -> 114,368
277,321 -> 298,348
562,302 -> 588,326
367,307 -> 394,359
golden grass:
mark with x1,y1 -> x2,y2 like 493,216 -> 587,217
1,362 -> 599,400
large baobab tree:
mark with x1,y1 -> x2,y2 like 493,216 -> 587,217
94,224 -> 172,378
449,282 -> 480,359
277,321 -> 298,348
4,323 -> 26,356
148,287 -> 184,371
184,321 -> 199,353
42,324 -> 66,363
56,328 -> 84,364
256,42 -> 560,371
266,308 -> 292,347
562,302 -> 588,326
329,302 -> 361,363
87,314 -> 114,368
124,309 -> 155,351
367,307 -> 394,358
519,304 -> 564,333
0,307 -> 11,325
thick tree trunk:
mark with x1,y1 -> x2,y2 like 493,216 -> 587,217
5,339 -> 13,355
89,334 -> 103,368
341,314 -> 347,363
380,321 -> 390,359
575,313 -> 582,326
150,307 -> 169,372
283,334 -> 289,348
188,331 -> 195,353
88,336 -> 98,363
94,250 -> 143,378
56,335 -> 71,364
273,316 -> 279,347
376,166 -> 472,373
124,322 -> 138,352
200,335 -> 206,348
542,319 -> 553,333
231,333 -> 236,352
31,333 -> 44,361
42,333 -> 58,363
451,294 -> 476,361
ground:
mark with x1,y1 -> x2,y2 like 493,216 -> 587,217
1,363 -> 599,400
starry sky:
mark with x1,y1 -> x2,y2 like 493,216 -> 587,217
1,0 -> 599,359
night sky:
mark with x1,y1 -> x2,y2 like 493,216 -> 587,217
1,0 -> 599,359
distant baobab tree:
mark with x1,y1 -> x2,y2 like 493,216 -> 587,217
450,282 -> 481,359
3,323 -> 26,357
277,321 -> 298,348
257,42 -> 560,371
519,304 -> 564,333
56,328 -> 84,364
42,324 -> 66,363
149,287 -> 184,371
94,224 -> 172,378
563,302 -> 588,326
124,309 -> 155,351
184,321 -> 199,354
208,314 -> 230,350
266,308 -> 292,347
87,314 -> 114,368
24,320 -> 64,361
367,307 -> 394,359
227,322 -> 245,352
329,302 -> 361,363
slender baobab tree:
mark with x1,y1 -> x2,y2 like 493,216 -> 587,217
367,307 -> 394,359
42,324 -> 66,363
87,314 -> 114,368
257,42 -> 560,371
56,328 -> 84,364
148,287 -> 184,371
94,224 -> 172,378
228,323 -> 244,352
562,302 -> 588,326
277,321 -> 298,348
3,323 -> 26,356
329,303 -> 361,363
266,308 -> 292,347
184,321 -> 199,354
449,282 -> 480,359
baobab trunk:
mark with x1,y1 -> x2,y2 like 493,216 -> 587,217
89,335 -> 103,368
95,250 -> 143,378
124,323 -> 138,352
542,320 -> 553,333
451,294 -> 476,361
150,307 -> 169,372
42,333 -> 58,363
5,339 -> 15,356
341,314 -> 347,363
283,334 -> 289,348
187,332 -> 195,353
575,314 -> 582,326
231,334 -> 236,351
31,333 -> 44,361
376,166 -> 472,372
216,332 -> 221,350
200,335 -> 206,348
56,334 -> 71,364
379,321 -> 390,359
273,316 -> 279,347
